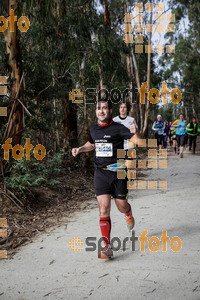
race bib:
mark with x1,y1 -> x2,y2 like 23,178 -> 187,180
158,131 -> 163,135
180,127 -> 185,131
95,143 -> 113,157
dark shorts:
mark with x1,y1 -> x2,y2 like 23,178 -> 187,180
94,168 -> 128,200
172,135 -> 176,141
176,134 -> 185,147
155,133 -> 163,146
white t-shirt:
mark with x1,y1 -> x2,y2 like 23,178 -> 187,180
113,115 -> 138,149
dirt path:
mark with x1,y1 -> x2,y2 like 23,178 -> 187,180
1,141 -> 200,300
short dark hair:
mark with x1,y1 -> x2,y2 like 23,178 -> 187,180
97,99 -> 112,110
118,101 -> 131,113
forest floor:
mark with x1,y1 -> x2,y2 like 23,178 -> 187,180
0,168 -> 95,254
1,139 -> 200,300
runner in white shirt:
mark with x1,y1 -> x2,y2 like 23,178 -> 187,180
113,102 -> 138,150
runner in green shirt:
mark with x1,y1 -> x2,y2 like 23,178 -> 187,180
186,117 -> 200,154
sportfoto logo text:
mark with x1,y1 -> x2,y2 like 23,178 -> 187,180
69,230 -> 182,253
69,82 -> 182,105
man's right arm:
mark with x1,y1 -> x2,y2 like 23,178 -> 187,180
152,122 -> 158,131
72,141 -> 95,157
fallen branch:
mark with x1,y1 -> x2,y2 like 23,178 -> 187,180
16,98 -> 32,116
6,189 -> 24,207
0,189 -> 24,211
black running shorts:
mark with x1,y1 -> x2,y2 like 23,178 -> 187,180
155,133 -> 163,146
172,135 -> 176,141
176,134 -> 185,147
94,168 -> 128,200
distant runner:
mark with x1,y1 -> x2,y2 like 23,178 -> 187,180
186,117 -> 200,154
152,115 -> 164,150
113,102 -> 138,151
168,121 -> 173,147
172,113 -> 186,158
172,125 -> 177,155
163,121 -> 170,149
72,100 -> 141,259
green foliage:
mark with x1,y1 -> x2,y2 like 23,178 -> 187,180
159,0 -> 200,120
4,152 -> 65,192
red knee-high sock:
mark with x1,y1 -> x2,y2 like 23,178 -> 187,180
100,217 -> 111,245
125,203 -> 132,217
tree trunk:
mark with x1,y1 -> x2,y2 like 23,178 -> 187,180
123,0 -> 134,117
131,48 -> 142,128
3,0 -> 24,145
143,2 -> 152,136
62,97 -> 69,152
104,0 -> 111,29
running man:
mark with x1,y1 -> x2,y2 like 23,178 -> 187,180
186,117 -> 200,154
172,113 -> 186,158
72,100 -> 141,259
152,115 -> 164,150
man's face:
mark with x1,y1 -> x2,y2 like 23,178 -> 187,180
192,118 -> 196,123
158,117 -> 162,122
180,115 -> 184,121
96,101 -> 112,123
119,104 -> 128,117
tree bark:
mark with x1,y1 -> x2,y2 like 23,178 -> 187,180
104,0 -> 111,29
123,0 -> 134,117
3,0 -> 24,145
143,2 -> 152,136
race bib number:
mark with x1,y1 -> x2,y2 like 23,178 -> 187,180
180,127 -> 185,131
158,131 -> 163,135
95,143 -> 113,157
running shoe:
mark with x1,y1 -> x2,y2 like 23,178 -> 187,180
98,245 -> 113,259
125,215 -> 135,231
180,153 -> 183,158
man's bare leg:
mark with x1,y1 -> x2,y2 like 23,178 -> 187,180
97,194 -> 111,217
115,198 -> 135,230
114,198 -> 129,213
